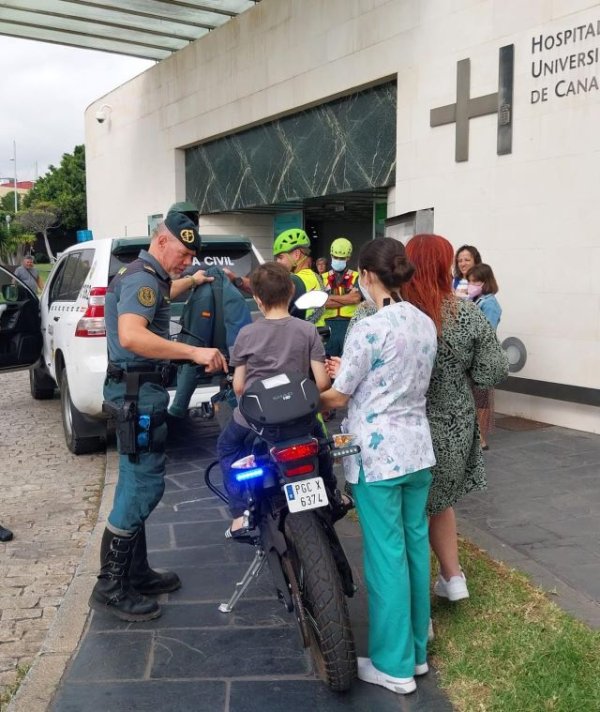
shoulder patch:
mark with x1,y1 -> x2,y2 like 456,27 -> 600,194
137,286 -> 157,307
118,266 -> 127,275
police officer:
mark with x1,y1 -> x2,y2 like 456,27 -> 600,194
89,214 -> 227,622
323,237 -> 361,356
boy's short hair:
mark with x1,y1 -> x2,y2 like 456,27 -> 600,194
249,262 -> 294,309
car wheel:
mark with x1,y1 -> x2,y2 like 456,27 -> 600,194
29,366 -> 55,400
59,370 -> 105,455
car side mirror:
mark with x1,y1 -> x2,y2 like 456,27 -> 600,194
1,284 -> 19,303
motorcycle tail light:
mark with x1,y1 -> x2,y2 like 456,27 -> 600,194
271,439 -> 319,463
285,463 -> 315,477
75,287 -> 107,337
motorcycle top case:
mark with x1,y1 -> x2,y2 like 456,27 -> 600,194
239,372 -> 319,441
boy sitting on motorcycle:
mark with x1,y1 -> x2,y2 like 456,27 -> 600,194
217,262 -> 349,539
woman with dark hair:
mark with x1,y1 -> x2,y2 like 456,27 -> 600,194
467,263 -> 503,449
320,238 -> 437,695
452,244 -> 482,293
402,235 -> 507,602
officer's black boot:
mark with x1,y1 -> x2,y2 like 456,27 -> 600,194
88,528 -> 161,622
130,524 -> 181,595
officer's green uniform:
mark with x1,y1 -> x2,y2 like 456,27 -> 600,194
104,249 -> 172,534
89,213 -> 202,623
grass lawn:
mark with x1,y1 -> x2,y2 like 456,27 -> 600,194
36,263 -> 52,285
430,538 -> 600,712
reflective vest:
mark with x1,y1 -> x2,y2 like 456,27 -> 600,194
324,269 -> 359,319
294,268 -> 326,326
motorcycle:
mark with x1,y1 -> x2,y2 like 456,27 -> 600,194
204,294 -> 361,691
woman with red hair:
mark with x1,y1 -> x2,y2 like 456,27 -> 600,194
401,234 -> 508,601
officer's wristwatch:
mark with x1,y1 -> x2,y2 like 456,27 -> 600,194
233,277 -> 244,289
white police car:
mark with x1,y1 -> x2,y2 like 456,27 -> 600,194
0,235 -> 261,454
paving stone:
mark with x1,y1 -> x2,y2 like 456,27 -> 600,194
150,627 -> 307,678
51,680 -> 226,712
65,632 -> 152,681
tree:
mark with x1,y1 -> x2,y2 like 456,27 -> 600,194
0,191 -> 21,213
15,202 -> 60,260
0,216 -> 35,264
23,145 -> 86,231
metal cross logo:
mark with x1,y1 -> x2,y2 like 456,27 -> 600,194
430,44 -> 514,162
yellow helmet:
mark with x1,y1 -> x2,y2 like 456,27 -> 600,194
330,237 -> 353,259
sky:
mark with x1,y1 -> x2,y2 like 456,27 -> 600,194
0,37 -> 153,183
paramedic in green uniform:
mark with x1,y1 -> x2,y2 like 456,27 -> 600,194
89,213 -> 227,622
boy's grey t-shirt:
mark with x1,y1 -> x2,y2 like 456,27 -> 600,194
230,316 -> 325,427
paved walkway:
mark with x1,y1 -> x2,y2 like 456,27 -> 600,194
456,416 -> 600,628
0,372 -> 105,701
6,409 -> 600,710
45,418 -> 451,712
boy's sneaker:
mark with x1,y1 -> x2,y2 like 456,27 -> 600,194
433,572 -> 469,601
357,657 -> 416,695
415,662 -> 429,676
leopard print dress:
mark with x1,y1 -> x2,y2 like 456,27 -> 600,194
346,298 -> 508,515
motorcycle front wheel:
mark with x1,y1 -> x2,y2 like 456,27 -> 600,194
283,511 -> 356,692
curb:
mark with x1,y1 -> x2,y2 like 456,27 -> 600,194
6,449 -> 118,712
457,516 -> 600,629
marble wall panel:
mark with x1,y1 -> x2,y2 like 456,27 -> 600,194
186,82 -> 396,213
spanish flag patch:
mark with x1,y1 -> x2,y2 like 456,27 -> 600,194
201,311 -> 212,318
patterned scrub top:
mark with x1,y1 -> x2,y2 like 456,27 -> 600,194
334,301 -> 438,484
346,298 -> 509,512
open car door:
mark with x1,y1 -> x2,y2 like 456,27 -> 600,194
0,265 -> 43,372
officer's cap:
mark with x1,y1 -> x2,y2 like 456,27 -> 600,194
164,212 -> 202,255
167,201 -> 199,222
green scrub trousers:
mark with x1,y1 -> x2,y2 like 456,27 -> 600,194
354,466 -> 432,678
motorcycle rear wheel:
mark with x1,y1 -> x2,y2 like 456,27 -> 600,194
283,511 -> 356,692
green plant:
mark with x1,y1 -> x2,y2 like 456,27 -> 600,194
430,539 -> 600,712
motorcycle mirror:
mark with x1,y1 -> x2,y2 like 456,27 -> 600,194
294,290 -> 328,311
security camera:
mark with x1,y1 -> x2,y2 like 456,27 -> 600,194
95,104 -> 112,124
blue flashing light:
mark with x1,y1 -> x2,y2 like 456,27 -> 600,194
234,467 -> 264,482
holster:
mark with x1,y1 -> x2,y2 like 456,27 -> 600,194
102,399 -> 138,456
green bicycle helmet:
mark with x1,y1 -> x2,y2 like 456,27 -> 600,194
330,237 -> 353,258
273,228 -> 311,256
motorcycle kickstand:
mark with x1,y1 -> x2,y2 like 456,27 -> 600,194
218,549 -> 266,613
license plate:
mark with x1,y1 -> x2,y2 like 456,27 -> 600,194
284,477 -> 329,513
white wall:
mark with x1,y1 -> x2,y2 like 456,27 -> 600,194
85,0 -> 600,432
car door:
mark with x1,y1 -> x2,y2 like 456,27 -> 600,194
41,248 -> 94,375
0,265 -> 42,371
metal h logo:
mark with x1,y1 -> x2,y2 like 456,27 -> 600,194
430,45 -> 514,162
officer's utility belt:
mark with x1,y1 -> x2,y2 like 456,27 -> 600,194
103,363 -> 170,461
106,362 -> 172,388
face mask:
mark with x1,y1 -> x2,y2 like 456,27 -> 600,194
331,258 -> 346,272
467,284 -> 483,299
358,278 -> 375,304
